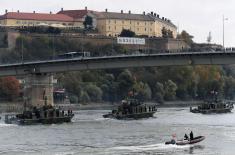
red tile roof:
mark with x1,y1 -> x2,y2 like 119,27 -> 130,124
2,12 -> 74,22
57,10 -> 90,19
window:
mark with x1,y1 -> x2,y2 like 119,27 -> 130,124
130,21 -> 132,24
145,28 -> 147,31
122,21 -> 124,24
115,26 -> 116,30
109,26 -> 111,30
137,22 -> 139,25
114,20 -> 116,24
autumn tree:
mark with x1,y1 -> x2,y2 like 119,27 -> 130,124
0,77 -> 20,101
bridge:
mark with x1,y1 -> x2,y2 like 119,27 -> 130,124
1,51 -> 235,76
1,51 -> 235,107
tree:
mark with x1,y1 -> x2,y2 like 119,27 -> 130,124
167,29 -> 173,38
164,80 -> 177,101
154,82 -> 165,104
3,34 -> 8,47
133,82 -> 152,101
161,27 -> 167,38
79,91 -> 90,103
224,76 -> 235,99
117,69 -> 135,99
85,83 -> 103,102
59,72 -> 83,99
120,29 -> 136,37
0,77 -> 20,101
161,27 -> 173,38
177,30 -> 194,46
83,16 -> 93,29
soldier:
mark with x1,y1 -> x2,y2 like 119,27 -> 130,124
190,131 -> 194,140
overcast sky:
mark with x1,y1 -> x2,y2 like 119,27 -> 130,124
1,0 -> 235,47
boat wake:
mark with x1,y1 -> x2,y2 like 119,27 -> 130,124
0,123 -> 17,127
108,143 -> 191,152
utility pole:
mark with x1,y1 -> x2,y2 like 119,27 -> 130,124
223,15 -> 228,49
21,36 -> 24,63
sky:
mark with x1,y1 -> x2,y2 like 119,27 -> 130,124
1,0 -> 235,47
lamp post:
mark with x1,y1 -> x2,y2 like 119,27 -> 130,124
223,15 -> 228,49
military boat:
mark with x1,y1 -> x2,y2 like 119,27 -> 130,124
5,105 -> 74,125
103,99 -> 157,119
190,98 -> 234,114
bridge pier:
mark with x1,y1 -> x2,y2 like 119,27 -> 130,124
24,73 -> 54,108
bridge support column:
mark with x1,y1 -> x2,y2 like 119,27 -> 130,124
24,74 -> 54,108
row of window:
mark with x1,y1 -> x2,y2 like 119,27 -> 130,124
107,26 -> 153,32
15,20 -> 73,26
108,20 -> 154,26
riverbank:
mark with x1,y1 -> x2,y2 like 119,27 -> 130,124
56,100 -> 202,111
0,100 -> 202,112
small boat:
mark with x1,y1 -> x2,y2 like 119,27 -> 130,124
165,136 -> 205,145
175,136 -> 205,145
103,98 -> 157,120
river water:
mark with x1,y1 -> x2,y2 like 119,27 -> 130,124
0,107 -> 235,155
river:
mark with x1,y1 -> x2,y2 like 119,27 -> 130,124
0,107 -> 235,155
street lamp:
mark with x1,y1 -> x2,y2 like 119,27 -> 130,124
223,15 -> 228,49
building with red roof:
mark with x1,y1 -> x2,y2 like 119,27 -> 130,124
57,7 -> 98,28
0,10 -> 76,27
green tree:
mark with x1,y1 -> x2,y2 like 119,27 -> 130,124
177,30 -> 194,46
59,72 -> 83,99
133,82 -> 152,101
154,82 -> 165,104
85,83 -> 103,102
83,16 -> 93,29
3,34 -> 8,47
224,76 -> 235,99
164,80 -> 177,101
79,91 -> 90,103
120,29 -> 136,37
117,69 -> 135,100
161,28 -> 173,38
161,27 -> 167,38
167,29 -> 173,38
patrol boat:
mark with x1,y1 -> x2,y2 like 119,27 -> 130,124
190,92 -> 234,114
5,86 -> 75,125
103,98 -> 157,119
190,100 -> 234,114
5,105 -> 74,125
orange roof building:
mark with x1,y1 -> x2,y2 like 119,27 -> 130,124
57,7 -> 98,28
0,10 -> 76,27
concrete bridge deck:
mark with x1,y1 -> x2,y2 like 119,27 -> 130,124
0,51 -> 235,76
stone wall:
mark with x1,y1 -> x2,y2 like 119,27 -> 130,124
4,31 -> 189,54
